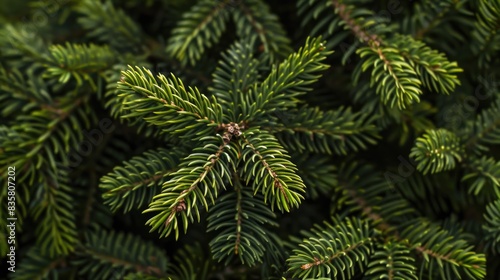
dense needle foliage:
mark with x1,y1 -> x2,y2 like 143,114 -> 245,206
1,0 -> 499,279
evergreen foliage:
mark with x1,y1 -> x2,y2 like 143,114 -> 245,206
1,0 -> 499,279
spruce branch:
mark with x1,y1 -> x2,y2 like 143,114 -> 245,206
100,148 -> 186,213
45,43 -> 116,89
483,200 -> 500,254
79,166 -> 113,232
289,162 -> 486,279
31,168 -> 78,257
207,180 -> 278,266
364,242 -> 418,280
465,99 -> 500,154
389,34 -> 462,95
471,0 -> 500,68
246,36 -> 331,120
299,0 -> 463,109
232,0 -> 293,62
74,229 -> 169,279
394,172 -> 456,219
116,66 -> 222,139
0,96 -> 92,183
240,129 -> 305,212
144,136 -> 235,239
75,0 -> 144,51
0,67 -> 52,118
411,0 -> 466,39
462,156 -> 500,198
401,220 -> 487,280
286,216 -> 373,279
13,247 -> 66,280
0,24 -> 52,71
268,106 -> 379,155
357,46 -> 422,109
410,129 -> 464,174
104,67 -> 174,140
168,243 -> 215,280
336,162 -> 417,233
166,0 -> 230,66
209,36 -> 262,122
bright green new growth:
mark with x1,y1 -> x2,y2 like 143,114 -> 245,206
298,0 -> 463,109
410,129 -> 464,174
113,37 -> 332,241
